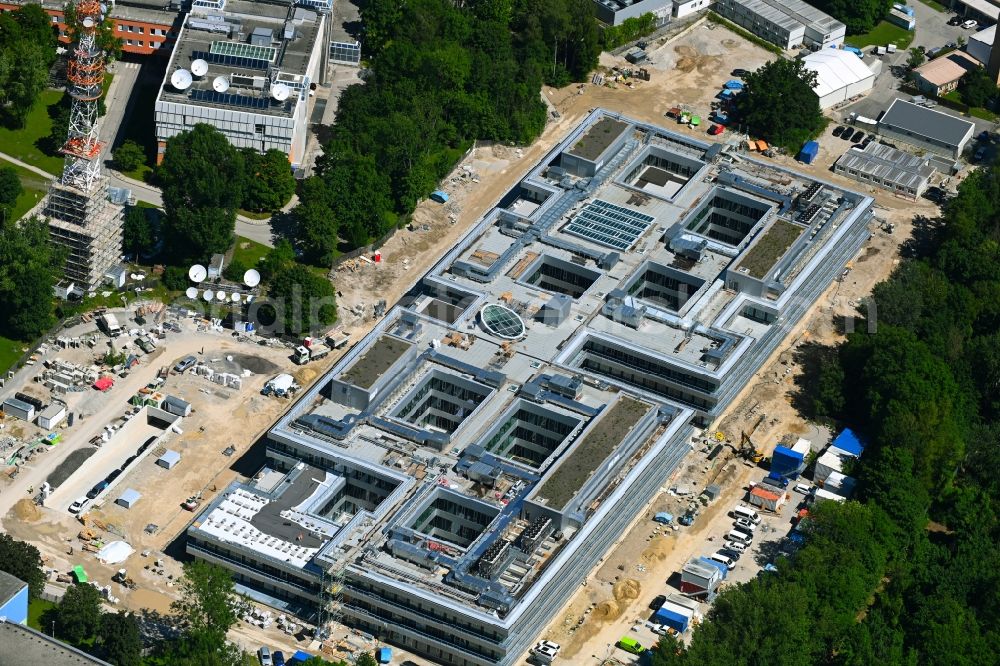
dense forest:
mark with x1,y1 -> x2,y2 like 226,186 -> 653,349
292,0 -> 601,263
653,164 -> 1000,664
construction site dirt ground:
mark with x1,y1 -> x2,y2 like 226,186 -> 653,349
1,20 -> 949,665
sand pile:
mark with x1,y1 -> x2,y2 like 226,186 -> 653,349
613,578 -> 641,602
592,599 -> 622,621
13,498 -> 41,522
642,535 -> 672,562
293,367 -> 318,385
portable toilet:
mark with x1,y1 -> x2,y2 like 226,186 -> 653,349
376,647 -> 392,663
797,141 -> 819,164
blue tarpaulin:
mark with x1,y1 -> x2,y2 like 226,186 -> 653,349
797,140 -> 819,164
288,651 -> 313,664
771,445 -> 805,478
831,428 -> 864,456
376,647 -> 392,663
724,80 -> 744,90
654,606 -> 691,632
654,512 -> 673,524
430,190 -> 449,203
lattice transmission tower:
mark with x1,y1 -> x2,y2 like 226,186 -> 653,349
44,0 -> 124,289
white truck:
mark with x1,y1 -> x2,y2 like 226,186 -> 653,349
293,340 -> 331,364
99,313 -> 122,337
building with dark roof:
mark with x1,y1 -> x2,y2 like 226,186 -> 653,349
876,98 -> 976,160
0,618 -> 111,665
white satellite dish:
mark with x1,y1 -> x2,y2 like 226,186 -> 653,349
190,59 -> 209,77
216,290 -> 227,301
185,287 -> 198,299
171,69 -> 193,91
212,76 -> 230,93
231,292 -> 241,303
243,269 -> 261,288
82,16 -> 95,28
188,264 -> 208,283
271,83 -> 290,101
245,295 -> 254,304
203,290 -> 214,302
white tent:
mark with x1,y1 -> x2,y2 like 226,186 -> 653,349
802,49 -> 875,109
96,540 -> 134,565
116,489 -> 141,509
156,450 -> 181,470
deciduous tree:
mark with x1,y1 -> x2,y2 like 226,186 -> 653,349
100,611 -> 143,666
113,140 -> 146,173
737,59 -> 825,151
0,216 -> 64,340
56,583 -> 103,644
0,534 -> 44,599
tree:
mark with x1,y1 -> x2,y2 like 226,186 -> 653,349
264,262 -> 337,334
122,206 -> 155,259
355,653 -> 378,666
809,0 -> 893,34
907,47 -> 925,72
162,265 -> 189,291
737,58 -> 825,152
100,611 -> 143,666
292,196 -> 338,266
0,41 -> 50,127
958,66 -> 998,109
0,216 -> 64,340
170,561 -> 250,642
0,534 -> 44,600
0,166 -> 22,216
241,149 -> 295,212
159,124 -> 245,263
113,140 -> 146,172
258,239 -> 296,282
56,583 -> 103,644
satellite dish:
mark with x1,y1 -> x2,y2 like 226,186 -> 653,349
188,264 -> 207,283
231,292 -> 241,302
82,16 -> 95,28
243,269 -> 261,287
191,59 -> 208,77
212,76 -> 230,93
203,290 -> 214,302
271,83 -> 290,101
216,290 -> 227,301
185,287 -> 198,299
171,69 -> 192,91
245,295 -> 254,304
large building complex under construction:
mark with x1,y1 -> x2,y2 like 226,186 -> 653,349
186,110 -> 874,665
153,0 -> 327,166
43,0 -> 123,289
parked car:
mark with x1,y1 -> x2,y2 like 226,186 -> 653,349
948,15 -> 962,26
649,594 -> 667,610
735,517 -> 758,532
709,552 -> 736,570
851,129 -> 865,143
731,68 -> 749,77
86,481 -> 110,499
963,19 -> 978,29
978,130 -> 991,143
105,469 -> 122,484
272,651 -> 285,666
725,540 -> 748,553
618,637 -> 644,654
173,355 -> 197,374
727,529 -> 753,545
258,647 -> 272,666
719,547 -> 742,561
793,483 -> 813,494
832,125 -> 846,137
69,497 -> 89,514
840,128 -> 855,141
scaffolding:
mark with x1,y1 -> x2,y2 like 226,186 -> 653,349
316,563 -> 347,640
43,0 -> 123,289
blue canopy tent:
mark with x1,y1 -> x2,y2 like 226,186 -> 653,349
724,80 -> 744,90
831,428 -> 864,456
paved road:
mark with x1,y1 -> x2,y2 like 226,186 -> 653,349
100,60 -> 142,150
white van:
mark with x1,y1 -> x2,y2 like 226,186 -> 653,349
709,552 -> 736,570
727,529 -> 752,545
731,505 -> 761,524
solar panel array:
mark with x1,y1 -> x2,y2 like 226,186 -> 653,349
210,40 -> 277,62
189,89 -> 271,109
330,40 -> 361,65
564,199 -> 654,251
191,50 -> 269,71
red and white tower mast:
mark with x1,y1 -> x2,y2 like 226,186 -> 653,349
61,1 -> 107,191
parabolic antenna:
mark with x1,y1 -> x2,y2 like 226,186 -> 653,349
191,58 -> 209,77
216,290 -> 227,301
245,295 -> 254,304
185,287 -> 198,299
82,16 -> 95,28
189,264 -> 208,283
212,76 -> 230,93
243,269 -> 261,288
231,292 -> 241,303
271,83 -> 290,101
171,69 -> 193,91
203,290 -> 214,302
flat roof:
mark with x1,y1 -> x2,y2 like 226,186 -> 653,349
879,98 -> 976,147
566,117 -> 630,161
339,335 -> 412,388
0,620 -> 110,665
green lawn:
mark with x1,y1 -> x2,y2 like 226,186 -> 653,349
0,90 -> 66,176
0,156 -> 49,223
914,0 -> 946,10
0,334 -> 28,376
231,236 -> 271,268
238,209 -> 272,220
27,598 -> 56,633
845,21 -> 914,50
969,106 -> 997,121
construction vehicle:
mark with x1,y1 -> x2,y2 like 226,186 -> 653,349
112,569 -> 137,589
737,430 -> 765,464
293,337 -> 331,365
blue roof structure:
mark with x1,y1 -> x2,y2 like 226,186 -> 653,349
831,428 -> 864,456
654,606 -> 690,632
724,80 -> 743,90
430,190 -> 449,203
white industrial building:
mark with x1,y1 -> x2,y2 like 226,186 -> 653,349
877,98 -> 976,160
592,0 -> 674,26
714,0 -> 845,50
802,49 -> 876,108
834,142 -> 935,199
154,0 -> 327,168
674,0 -> 712,17
968,24 -> 996,66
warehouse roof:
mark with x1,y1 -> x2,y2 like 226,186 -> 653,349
835,142 -> 935,191
0,619 -> 110,665
802,49 -> 874,98
879,99 -> 975,148
914,51 -> 981,87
